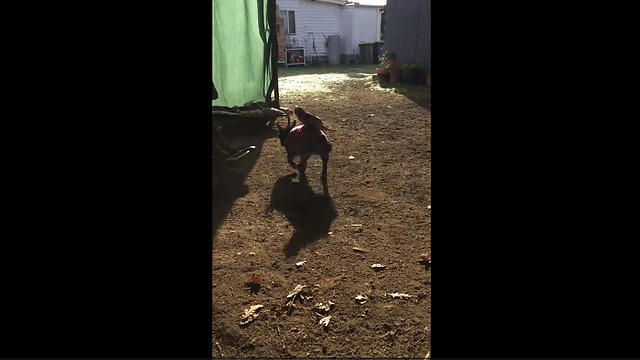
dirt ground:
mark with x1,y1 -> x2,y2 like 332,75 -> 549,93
213,65 -> 431,358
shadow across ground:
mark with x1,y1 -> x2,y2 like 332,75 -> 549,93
378,82 -> 431,110
266,173 -> 337,258
212,119 -> 277,241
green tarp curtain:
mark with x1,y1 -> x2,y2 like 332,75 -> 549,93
212,0 -> 274,108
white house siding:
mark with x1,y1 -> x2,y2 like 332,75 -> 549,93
277,0 -> 342,59
344,5 -> 381,56
341,7 -> 354,55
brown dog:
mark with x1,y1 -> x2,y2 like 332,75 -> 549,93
277,114 -> 332,194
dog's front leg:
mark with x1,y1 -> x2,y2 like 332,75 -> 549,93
287,152 -> 298,169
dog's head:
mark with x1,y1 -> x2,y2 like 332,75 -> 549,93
276,115 -> 296,146
294,107 -> 306,119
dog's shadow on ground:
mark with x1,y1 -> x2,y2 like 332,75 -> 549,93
267,173 -> 337,258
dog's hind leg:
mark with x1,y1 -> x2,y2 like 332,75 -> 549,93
320,153 -> 329,195
298,153 -> 311,185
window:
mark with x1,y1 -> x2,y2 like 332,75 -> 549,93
280,10 -> 296,34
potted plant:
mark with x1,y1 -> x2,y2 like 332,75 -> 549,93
376,51 -> 395,83
389,61 -> 403,83
384,53 -> 402,83
401,63 -> 424,85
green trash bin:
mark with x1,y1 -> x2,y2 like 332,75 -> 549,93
359,42 -> 375,64
374,41 -> 385,59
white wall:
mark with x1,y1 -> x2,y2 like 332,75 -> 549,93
347,6 -> 382,55
341,7 -> 354,55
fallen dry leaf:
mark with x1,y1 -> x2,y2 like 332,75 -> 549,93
296,261 -> 306,267
287,284 -> 307,300
387,292 -> 413,299
318,315 -> 332,327
359,308 -> 369,317
352,247 -> 367,253
240,304 -> 264,325
419,254 -> 431,265
314,301 -> 335,312
355,294 -> 369,304
371,264 -> 386,270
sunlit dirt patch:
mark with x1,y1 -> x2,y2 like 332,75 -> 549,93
278,73 -> 354,96
277,67 -> 428,107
